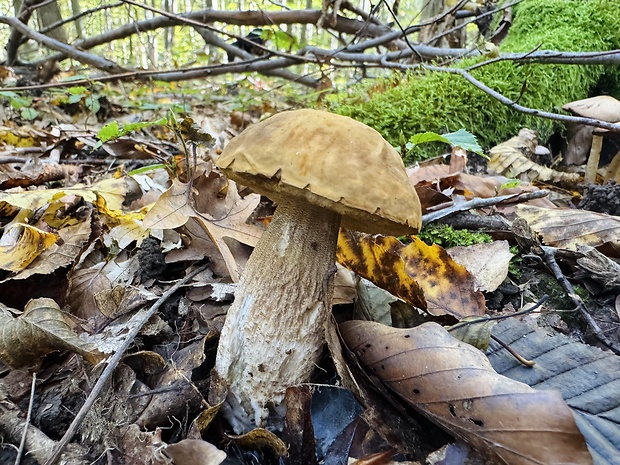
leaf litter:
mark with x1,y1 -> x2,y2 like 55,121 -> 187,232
0,84 -> 619,464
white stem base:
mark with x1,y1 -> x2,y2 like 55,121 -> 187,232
214,200 -> 340,433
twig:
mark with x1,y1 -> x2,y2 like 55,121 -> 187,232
43,264 -> 209,465
540,246 -> 620,355
422,64 -> 620,132
490,334 -> 536,367
15,373 -> 36,465
0,16 -> 126,74
421,189 -> 549,225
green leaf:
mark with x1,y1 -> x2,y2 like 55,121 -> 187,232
85,96 -> 100,114
410,131 -> 450,146
68,94 -> 83,104
273,30 -> 296,49
500,179 -> 521,190
441,129 -> 484,155
67,86 -> 88,95
97,121 -> 121,143
20,107 -> 38,120
123,117 -> 167,133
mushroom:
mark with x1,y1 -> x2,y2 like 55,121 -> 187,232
214,109 -> 422,433
562,95 -> 620,183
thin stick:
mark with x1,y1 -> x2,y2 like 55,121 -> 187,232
540,246 -> 620,355
490,334 -> 536,367
422,189 -> 549,225
15,373 -> 37,465
44,264 -> 208,465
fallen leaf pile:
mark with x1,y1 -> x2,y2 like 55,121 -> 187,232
0,84 -> 618,465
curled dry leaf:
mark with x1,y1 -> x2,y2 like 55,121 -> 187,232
0,222 -> 58,272
337,230 -> 486,318
517,205 -> 620,250
488,129 -> 581,184
340,320 -> 592,465
0,298 -> 104,368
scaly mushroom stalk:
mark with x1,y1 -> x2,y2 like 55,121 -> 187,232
215,200 -> 341,433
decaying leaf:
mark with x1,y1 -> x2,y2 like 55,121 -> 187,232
0,298 -> 104,368
225,428 -> 288,458
448,316 -> 497,351
144,176 -> 262,281
488,317 -> 620,464
340,320 -> 592,465
337,231 -> 486,318
66,245 -> 139,320
517,205 -> 620,250
488,129 -> 581,184
7,219 -> 92,281
447,241 -> 513,292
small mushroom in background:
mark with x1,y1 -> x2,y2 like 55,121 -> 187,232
562,95 -> 620,183
213,109 -> 422,433
590,125 -> 620,183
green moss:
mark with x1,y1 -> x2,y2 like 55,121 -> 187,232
324,0 -> 620,162
418,224 -> 492,248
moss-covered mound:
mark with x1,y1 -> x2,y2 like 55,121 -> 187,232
324,0 -> 620,160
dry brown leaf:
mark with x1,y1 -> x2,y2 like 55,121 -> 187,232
340,320 -> 592,465
516,205 -> 620,250
142,178 -> 196,229
143,175 -> 262,281
488,129 -> 581,184
447,241 -> 513,292
192,186 -> 261,282
408,165 -> 555,209
66,245 -> 139,320
165,439 -> 226,465
0,298 -> 103,368
0,163 -> 80,189
337,231 -> 486,318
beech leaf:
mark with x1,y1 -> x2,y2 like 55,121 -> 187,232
488,129 -> 581,184
337,230 -> 486,318
516,205 -> 620,250
0,298 -> 104,368
340,320 -> 592,465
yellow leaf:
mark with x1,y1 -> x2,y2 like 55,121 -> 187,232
0,223 -> 58,272
337,231 -> 486,318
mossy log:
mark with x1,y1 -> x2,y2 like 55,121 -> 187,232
326,0 -> 620,161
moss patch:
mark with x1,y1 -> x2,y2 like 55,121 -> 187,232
324,0 -> 620,162
418,224 -> 492,248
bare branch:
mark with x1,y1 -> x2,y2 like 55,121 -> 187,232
0,16 -> 127,73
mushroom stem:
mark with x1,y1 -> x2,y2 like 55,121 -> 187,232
215,199 -> 341,433
584,134 -> 602,184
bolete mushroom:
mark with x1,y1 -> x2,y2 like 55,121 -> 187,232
214,109 -> 422,433
562,95 -> 620,183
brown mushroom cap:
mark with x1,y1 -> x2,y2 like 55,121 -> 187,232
562,95 -> 620,122
216,109 -> 422,235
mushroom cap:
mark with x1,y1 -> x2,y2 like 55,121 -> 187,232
562,95 -> 620,122
217,109 -> 421,235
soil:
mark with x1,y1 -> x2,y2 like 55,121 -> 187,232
579,181 -> 620,216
